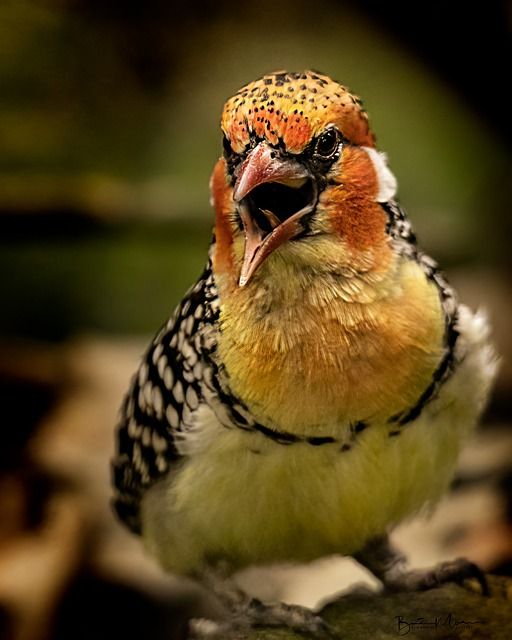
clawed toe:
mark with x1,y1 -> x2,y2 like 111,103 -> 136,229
189,602 -> 335,639
421,557 -> 488,595
355,535 -> 489,597
194,568 -> 336,638
243,598 -> 335,637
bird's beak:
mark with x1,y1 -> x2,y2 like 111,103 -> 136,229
232,142 -> 316,286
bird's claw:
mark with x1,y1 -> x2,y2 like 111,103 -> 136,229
188,599 -> 336,639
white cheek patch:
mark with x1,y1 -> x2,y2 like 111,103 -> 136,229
363,146 -> 397,203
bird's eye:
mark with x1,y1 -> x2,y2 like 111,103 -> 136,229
313,129 -> 340,159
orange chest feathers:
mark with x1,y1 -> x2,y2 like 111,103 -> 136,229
216,259 -> 446,437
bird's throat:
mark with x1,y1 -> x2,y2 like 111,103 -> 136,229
217,259 -> 447,437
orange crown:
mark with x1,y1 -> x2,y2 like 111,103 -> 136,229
221,70 -> 375,153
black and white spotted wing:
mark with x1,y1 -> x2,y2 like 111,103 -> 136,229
382,198 -> 460,428
112,261 -> 222,533
382,199 -> 458,323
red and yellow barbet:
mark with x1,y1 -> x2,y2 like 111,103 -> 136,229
112,71 -> 498,636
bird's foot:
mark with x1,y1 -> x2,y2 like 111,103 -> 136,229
355,535 -> 488,596
239,597 -> 334,637
189,600 -> 334,638
189,567 -> 335,638
383,557 -> 489,596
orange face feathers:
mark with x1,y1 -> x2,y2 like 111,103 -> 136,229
210,157 -> 236,279
214,70 -> 396,288
324,146 -> 392,261
221,70 -> 375,153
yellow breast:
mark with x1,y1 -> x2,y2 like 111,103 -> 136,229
216,256 -> 446,437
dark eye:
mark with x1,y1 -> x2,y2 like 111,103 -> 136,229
313,128 -> 340,159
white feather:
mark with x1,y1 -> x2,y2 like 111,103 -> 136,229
363,146 -> 397,202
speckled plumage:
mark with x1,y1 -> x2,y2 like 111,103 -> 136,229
221,70 -> 374,153
112,70 -> 498,634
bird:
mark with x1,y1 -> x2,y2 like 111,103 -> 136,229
112,70 -> 498,636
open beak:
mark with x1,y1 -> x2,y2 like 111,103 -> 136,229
232,142 -> 317,286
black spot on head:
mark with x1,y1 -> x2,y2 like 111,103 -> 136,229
340,444 -> 351,452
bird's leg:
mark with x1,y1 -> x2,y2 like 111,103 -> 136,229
354,534 -> 488,595
189,564 -> 335,639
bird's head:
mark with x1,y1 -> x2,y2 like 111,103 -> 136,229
210,70 -> 398,289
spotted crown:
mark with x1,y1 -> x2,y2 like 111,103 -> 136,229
221,70 -> 375,154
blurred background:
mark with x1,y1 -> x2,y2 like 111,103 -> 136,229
1,1 -> 511,639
